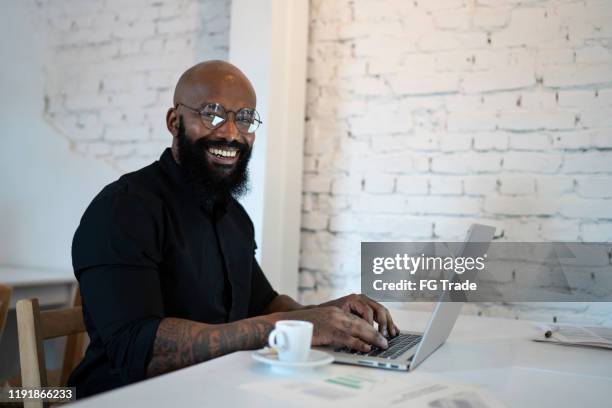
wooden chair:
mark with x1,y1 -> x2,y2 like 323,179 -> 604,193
0,284 -> 11,344
1,284 -> 18,404
1,284 -> 13,389
16,289 -> 87,408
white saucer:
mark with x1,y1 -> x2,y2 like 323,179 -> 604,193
252,348 -> 334,369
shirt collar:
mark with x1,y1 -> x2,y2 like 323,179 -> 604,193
158,148 -> 229,217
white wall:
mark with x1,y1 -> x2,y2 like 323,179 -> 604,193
0,0 -> 117,269
0,0 -> 306,296
229,0 -> 309,297
0,0 -> 231,269
3,0 -> 611,324
299,0 -> 612,324
35,0 -> 231,171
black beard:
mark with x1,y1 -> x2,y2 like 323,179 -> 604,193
176,116 -> 251,208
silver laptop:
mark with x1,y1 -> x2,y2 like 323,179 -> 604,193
319,224 -> 496,371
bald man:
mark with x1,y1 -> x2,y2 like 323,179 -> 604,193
69,61 -> 396,398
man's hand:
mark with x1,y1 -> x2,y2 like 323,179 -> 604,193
267,306 -> 388,353
319,294 -> 399,337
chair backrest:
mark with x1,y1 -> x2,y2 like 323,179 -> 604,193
60,290 -> 86,386
16,294 -> 86,408
0,284 -> 11,343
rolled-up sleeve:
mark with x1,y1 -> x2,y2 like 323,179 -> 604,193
72,187 -> 165,384
247,257 -> 278,317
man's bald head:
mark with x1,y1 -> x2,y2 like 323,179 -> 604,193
173,60 -> 256,109
166,60 -> 257,203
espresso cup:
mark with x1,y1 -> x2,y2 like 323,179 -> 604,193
267,320 -> 313,363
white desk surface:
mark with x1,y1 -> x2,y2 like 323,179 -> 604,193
0,265 -> 75,287
70,309 -> 612,408
0,265 -> 76,308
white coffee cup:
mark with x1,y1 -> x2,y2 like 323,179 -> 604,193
268,320 -> 313,363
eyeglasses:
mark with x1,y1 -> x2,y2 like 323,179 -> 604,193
175,102 -> 262,134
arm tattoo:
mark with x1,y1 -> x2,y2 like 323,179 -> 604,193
146,317 -> 273,377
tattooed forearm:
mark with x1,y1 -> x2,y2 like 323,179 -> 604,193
146,317 -> 274,377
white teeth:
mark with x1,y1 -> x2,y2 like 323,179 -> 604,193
208,148 -> 237,158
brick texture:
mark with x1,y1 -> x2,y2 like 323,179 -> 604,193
27,0 -> 612,324
34,0 -> 230,171
301,0 -> 612,324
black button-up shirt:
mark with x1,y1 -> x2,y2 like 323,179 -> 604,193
68,148 -> 278,398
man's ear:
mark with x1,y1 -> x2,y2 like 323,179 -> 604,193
166,107 -> 178,136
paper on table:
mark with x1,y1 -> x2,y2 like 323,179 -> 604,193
533,323 -> 612,350
241,370 -> 506,408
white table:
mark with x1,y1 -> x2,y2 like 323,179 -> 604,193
0,265 -> 76,308
69,309 -> 612,408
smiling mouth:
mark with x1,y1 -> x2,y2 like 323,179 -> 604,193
206,147 -> 240,164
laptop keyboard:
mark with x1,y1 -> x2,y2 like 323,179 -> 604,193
334,333 -> 422,360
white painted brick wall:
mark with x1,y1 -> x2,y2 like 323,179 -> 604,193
301,0 -> 612,324
33,0 -> 230,171
25,0 -> 611,324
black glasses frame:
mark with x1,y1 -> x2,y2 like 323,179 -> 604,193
175,102 -> 262,134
